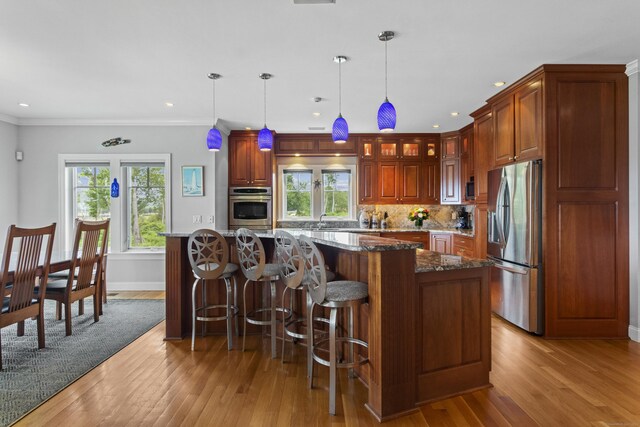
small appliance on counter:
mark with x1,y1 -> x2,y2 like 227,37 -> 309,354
455,208 -> 471,229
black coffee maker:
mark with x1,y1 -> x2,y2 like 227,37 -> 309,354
456,208 -> 471,229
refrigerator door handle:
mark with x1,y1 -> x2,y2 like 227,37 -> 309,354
492,259 -> 529,275
495,176 -> 507,249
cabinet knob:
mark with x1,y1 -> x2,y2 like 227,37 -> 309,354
508,157 -> 514,161
443,155 -> 446,159
514,155 -> 518,160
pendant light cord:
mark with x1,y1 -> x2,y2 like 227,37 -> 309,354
212,78 -> 216,127
338,59 -> 342,115
263,78 -> 267,127
384,38 -> 388,100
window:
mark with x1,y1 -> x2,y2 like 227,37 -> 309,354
283,169 -> 312,219
60,154 -> 171,254
70,165 -> 111,222
322,170 -> 351,218
278,161 -> 356,221
124,164 -> 167,249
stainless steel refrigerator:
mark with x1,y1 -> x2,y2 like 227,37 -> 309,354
487,160 -> 543,334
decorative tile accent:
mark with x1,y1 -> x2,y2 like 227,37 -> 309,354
357,204 -> 472,230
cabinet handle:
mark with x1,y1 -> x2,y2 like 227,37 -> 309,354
508,157 -> 514,161
514,155 -> 518,160
443,155 -> 446,159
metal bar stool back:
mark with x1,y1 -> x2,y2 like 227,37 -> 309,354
188,229 -> 238,351
299,234 -> 369,416
274,230 -> 306,362
235,228 -> 286,358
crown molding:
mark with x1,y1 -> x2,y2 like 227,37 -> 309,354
16,118 -> 212,127
0,113 -> 19,125
627,59 -> 638,76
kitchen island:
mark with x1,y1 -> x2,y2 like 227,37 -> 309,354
161,230 -> 492,421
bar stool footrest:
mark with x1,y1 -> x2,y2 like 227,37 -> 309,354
312,336 -> 369,369
245,306 -> 292,326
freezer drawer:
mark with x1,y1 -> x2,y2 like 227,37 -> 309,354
490,259 -> 543,334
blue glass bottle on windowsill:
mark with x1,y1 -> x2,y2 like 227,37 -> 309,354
111,178 -> 119,198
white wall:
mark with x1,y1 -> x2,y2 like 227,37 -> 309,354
16,125 -> 228,290
628,60 -> 640,342
0,120 -> 19,246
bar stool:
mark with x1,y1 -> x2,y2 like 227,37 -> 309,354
298,235 -> 369,415
275,230 -> 336,363
235,228 -> 288,359
188,229 -> 239,351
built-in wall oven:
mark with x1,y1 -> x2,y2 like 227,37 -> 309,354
229,187 -> 272,230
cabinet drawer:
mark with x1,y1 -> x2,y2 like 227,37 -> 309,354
453,234 -> 475,257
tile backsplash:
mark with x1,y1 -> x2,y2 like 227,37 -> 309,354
358,204 -> 474,229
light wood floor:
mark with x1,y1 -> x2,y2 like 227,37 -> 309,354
16,293 -> 640,426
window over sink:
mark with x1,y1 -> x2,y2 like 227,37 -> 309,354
277,159 -> 356,221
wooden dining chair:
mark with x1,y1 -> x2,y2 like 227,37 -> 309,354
0,223 -> 56,371
46,219 -> 109,336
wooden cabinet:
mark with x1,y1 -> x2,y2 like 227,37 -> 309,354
453,234 -> 476,258
229,131 -> 272,187
358,161 -> 377,204
275,134 -> 357,156
440,133 -> 461,205
460,124 -> 474,203
429,232 -> 452,254
473,64 -> 629,338
472,106 -> 493,205
492,79 -> 543,167
357,134 -> 439,204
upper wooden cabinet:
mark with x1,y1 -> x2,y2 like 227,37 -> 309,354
356,134 -> 439,205
471,106 -> 493,205
492,79 -> 543,167
460,124 -> 475,203
229,131 -> 272,187
440,132 -> 462,205
274,134 -> 357,156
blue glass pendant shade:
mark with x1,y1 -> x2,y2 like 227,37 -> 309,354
111,178 -> 119,198
258,127 -> 273,151
377,98 -> 396,132
207,127 -> 222,151
332,115 -> 349,144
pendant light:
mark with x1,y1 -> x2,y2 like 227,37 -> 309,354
206,73 -> 223,151
332,56 -> 348,144
258,73 -> 273,151
377,31 -> 396,132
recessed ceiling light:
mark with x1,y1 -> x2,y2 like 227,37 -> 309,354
18,103 -> 29,107
165,102 -> 174,107
245,127 -> 252,130
450,112 -> 459,117
432,124 -> 440,129
312,97 -> 323,103
493,81 -> 506,87
312,112 -> 321,117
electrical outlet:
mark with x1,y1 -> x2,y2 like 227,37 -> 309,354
451,212 -> 457,220
208,215 -> 214,224
192,215 -> 202,224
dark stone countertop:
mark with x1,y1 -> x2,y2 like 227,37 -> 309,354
415,249 -> 493,273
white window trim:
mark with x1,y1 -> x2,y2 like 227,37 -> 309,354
57,153 -> 172,255
277,159 -> 356,221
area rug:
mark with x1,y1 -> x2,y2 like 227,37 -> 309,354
0,299 -> 165,426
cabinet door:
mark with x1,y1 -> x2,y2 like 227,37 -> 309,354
378,138 -> 399,160
493,96 -> 515,167
359,137 -> 377,161
250,142 -> 272,187
441,158 -> 461,204
378,162 -> 399,203
441,135 -> 460,159
230,136 -> 251,186
399,161 -> 421,203
398,138 -> 421,160
515,79 -> 543,161
422,161 -> 440,204
474,112 -> 493,204
276,136 -> 315,156
358,161 -> 377,203
384,232 -> 429,249
461,128 -> 474,177
424,136 -> 440,162
429,233 -> 452,254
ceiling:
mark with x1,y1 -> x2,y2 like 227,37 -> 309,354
1,0 -> 639,133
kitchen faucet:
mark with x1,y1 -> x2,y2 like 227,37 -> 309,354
318,213 -> 327,229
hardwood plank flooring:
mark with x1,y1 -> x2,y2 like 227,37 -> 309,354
15,298 -> 640,426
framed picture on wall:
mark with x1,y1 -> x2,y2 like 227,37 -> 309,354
182,166 -> 204,197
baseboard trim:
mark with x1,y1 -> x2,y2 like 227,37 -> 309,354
629,325 -> 640,342
107,281 -> 164,291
